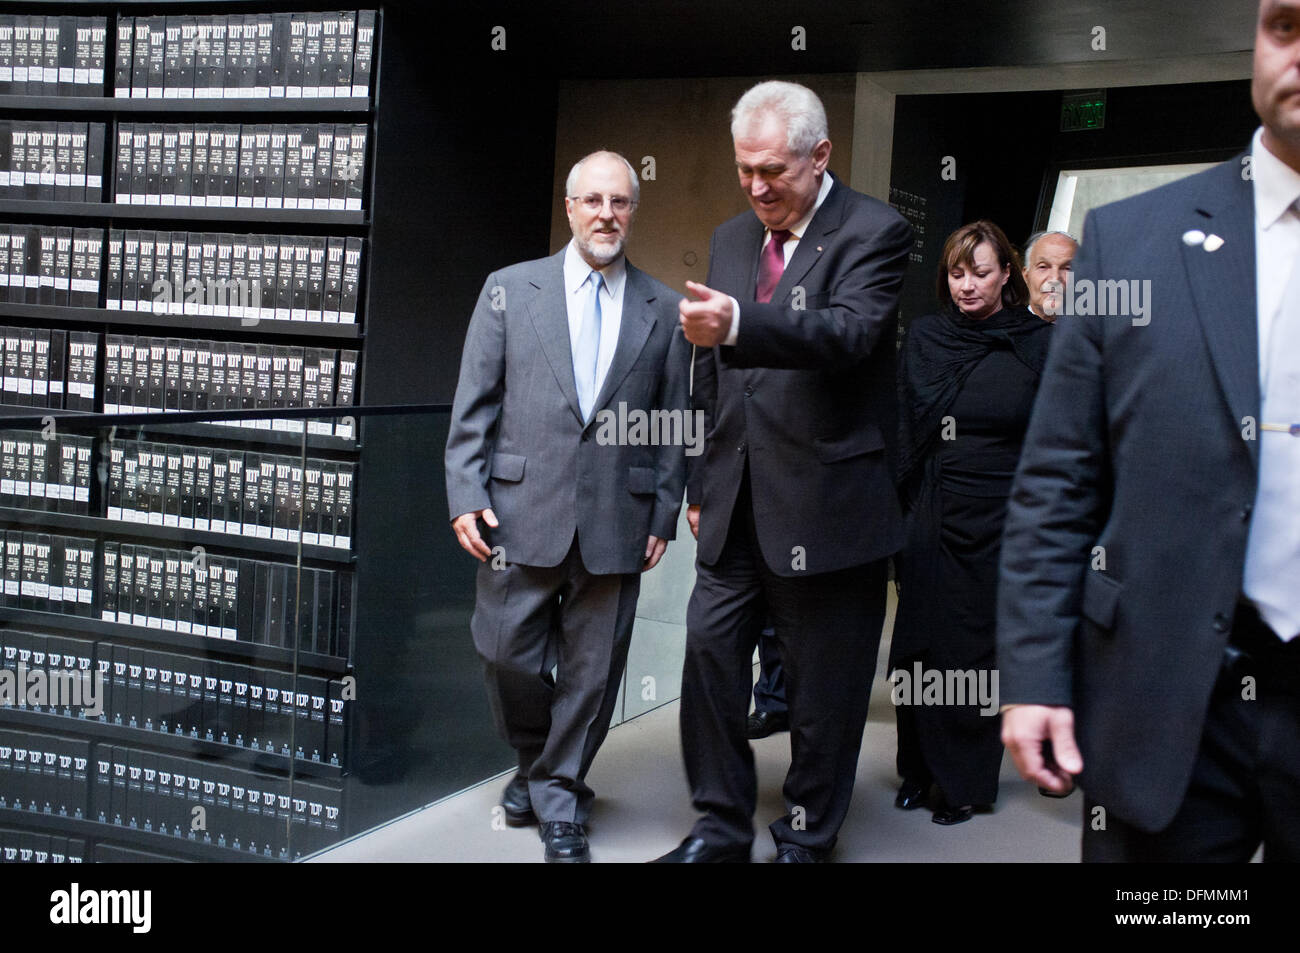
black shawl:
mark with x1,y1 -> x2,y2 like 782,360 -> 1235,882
896,305 -> 1053,493
890,305 -> 1052,664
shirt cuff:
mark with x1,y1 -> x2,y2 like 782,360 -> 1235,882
723,296 -> 741,346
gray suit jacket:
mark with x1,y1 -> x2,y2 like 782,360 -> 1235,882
998,155 -> 1260,832
445,248 -> 691,575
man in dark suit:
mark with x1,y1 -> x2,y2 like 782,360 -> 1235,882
446,151 -> 690,863
999,0 -> 1300,861
655,81 -> 913,862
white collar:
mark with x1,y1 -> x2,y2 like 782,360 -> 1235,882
1253,126 -> 1300,231
768,171 -> 834,243
564,240 -> 627,297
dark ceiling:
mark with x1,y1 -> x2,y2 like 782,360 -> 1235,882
411,0 -> 1258,78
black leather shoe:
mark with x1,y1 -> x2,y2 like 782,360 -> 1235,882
774,843 -> 827,863
651,837 -> 751,863
931,804 -> 975,825
894,779 -> 929,810
501,774 -> 537,827
539,821 -> 589,863
746,710 -> 789,739
1038,785 -> 1074,799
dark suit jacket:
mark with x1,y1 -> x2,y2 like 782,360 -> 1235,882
998,155 -> 1261,833
689,176 -> 913,576
445,249 -> 691,575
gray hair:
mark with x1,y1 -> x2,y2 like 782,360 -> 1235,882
731,81 -> 828,156
564,150 -> 640,204
1023,230 -> 1078,263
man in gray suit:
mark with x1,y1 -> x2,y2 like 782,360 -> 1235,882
446,151 -> 690,863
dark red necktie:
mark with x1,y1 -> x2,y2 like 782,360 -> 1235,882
755,229 -> 792,304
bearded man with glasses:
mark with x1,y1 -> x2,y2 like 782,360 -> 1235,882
446,150 -> 691,862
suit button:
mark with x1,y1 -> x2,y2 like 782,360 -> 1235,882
744,386 -> 754,397
1213,613 -> 1230,633
737,442 -> 747,453
1240,503 -> 1253,521
582,432 -> 590,442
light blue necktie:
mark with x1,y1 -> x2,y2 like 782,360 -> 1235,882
575,270 -> 604,420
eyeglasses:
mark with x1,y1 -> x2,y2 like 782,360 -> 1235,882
569,193 -> 636,213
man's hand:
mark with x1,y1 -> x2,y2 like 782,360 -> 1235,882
686,504 -> 700,539
1002,704 -> 1083,795
451,508 -> 498,562
643,535 -> 667,571
679,281 -> 734,348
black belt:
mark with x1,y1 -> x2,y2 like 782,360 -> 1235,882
1225,601 -> 1300,694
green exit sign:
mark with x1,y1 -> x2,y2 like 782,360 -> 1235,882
1062,91 -> 1106,132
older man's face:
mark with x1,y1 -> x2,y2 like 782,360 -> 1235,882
565,155 -> 636,269
1023,234 -> 1077,321
734,113 -> 831,232
1254,0 -> 1300,166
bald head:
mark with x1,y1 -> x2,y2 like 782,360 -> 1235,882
1022,232 -> 1078,321
564,151 -> 639,205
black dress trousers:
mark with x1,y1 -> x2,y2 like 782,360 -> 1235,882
680,469 -> 887,853
1082,604 -> 1300,862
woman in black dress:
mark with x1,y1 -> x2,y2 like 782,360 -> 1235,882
890,220 -> 1052,824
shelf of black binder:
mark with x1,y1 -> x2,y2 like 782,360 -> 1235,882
0,808 -> 279,862
0,406 -> 359,454
0,505 -> 355,565
0,707 -> 342,781
125,419 -> 359,453
0,302 -> 363,341
0,94 -> 371,114
0,605 -> 349,675
0,200 -> 366,226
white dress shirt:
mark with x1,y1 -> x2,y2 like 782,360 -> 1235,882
1244,126 -> 1300,641
563,240 -> 626,402
723,171 -> 835,346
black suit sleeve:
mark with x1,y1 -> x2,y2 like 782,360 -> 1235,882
728,212 -> 912,370
997,209 -> 1113,707
685,338 -> 715,506
685,229 -> 721,506
650,323 -> 693,540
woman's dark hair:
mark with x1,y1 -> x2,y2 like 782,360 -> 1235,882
935,220 -> 1029,311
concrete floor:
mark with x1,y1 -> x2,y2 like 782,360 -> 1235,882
311,635 -> 1083,863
